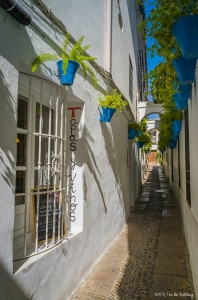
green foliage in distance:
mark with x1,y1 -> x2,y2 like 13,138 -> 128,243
139,117 -> 147,132
32,34 -> 98,87
137,0 -> 198,61
142,138 -> 152,153
136,0 -> 193,151
147,62 -> 176,103
157,152 -> 162,164
98,90 -> 128,113
136,131 -> 152,144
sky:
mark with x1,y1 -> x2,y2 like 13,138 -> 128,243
145,0 -> 162,119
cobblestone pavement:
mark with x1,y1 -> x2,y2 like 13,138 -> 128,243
69,165 -> 195,300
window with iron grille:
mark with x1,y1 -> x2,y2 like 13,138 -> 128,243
14,73 -> 67,265
129,55 -> 133,101
138,50 -> 146,101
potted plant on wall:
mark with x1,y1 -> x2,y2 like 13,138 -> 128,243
171,2 -> 198,60
98,90 -> 128,122
142,140 -> 152,153
32,34 -> 98,87
128,121 -> 140,139
172,55 -> 197,84
135,132 -> 151,149
138,0 -> 198,84
171,109 -> 183,135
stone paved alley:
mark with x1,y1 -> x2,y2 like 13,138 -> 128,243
69,165 -> 195,300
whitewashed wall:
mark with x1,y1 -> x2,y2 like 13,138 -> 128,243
162,62 -> 198,299
0,0 -> 144,299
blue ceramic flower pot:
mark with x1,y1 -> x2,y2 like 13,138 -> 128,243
128,128 -> 137,139
172,56 -> 196,84
171,132 -> 179,141
169,140 -> 177,149
57,60 -> 80,86
137,141 -> 144,148
99,107 -> 116,122
171,120 -> 182,135
173,80 -> 190,101
172,15 -> 198,59
173,94 -> 188,110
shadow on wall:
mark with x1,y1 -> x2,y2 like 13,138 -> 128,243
100,119 -> 126,213
72,123 -> 107,214
0,261 -> 28,299
84,125 -> 107,213
0,69 -> 16,192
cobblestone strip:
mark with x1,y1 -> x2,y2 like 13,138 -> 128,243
108,166 -> 163,300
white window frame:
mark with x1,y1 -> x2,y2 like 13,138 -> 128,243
14,73 -> 67,262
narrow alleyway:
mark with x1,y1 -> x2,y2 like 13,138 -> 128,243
69,165 -> 195,300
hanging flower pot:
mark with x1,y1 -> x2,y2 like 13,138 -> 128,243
169,140 -> 177,149
172,56 -> 196,84
128,128 -> 137,139
137,141 -> 144,148
99,107 -> 116,122
172,15 -> 198,59
171,120 -> 182,135
137,130 -> 143,137
173,94 -> 188,110
57,60 -> 80,86
171,132 -> 179,141
173,80 -> 190,101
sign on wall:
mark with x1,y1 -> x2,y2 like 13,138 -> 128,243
67,105 -> 84,229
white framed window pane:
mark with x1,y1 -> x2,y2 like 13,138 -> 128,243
16,134 -> 27,166
15,171 -> 26,194
34,137 -> 55,167
34,170 -> 54,188
17,98 -> 28,129
15,195 -> 25,206
35,102 -> 55,134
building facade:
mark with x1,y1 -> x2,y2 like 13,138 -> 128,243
0,0 -> 146,299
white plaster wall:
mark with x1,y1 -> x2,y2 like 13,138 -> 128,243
0,1 -> 144,299
111,0 -> 139,111
41,0 -> 106,69
41,0 -> 143,114
162,66 -> 198,298
172,141 -> 179,186
188,69 -> 198,221
0,5 -> 21,274
162,149 -> 169,179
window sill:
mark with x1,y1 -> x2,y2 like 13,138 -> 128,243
13,230 -> 82,274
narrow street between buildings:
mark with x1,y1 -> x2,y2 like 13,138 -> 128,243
70,164 -> 195,300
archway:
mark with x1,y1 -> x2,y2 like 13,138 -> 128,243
138,101 -> 164,121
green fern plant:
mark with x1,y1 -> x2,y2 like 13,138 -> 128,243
98,90 -> 128,113
32,34 -> 98,87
